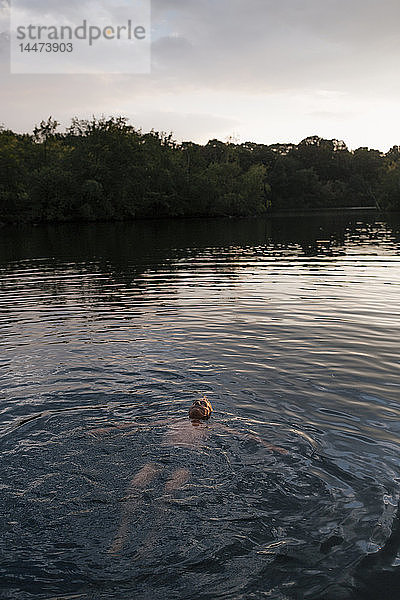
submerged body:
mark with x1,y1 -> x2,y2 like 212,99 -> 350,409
161,418 -> 210,448
90,397 -> 286,555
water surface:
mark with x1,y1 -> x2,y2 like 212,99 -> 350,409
1,213 -> 400,599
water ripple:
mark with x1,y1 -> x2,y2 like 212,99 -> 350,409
1,215 -> 400,599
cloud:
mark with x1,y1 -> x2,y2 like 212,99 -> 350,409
9,0 -> 104,20
307,110 -> 355,121
129,110 -> 239,143
151,0 -> 400,94
1,0 -> 400,150
3,0 -> 400,89
3,0 -> 400,87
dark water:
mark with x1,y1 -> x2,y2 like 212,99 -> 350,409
1,212 -> 400,600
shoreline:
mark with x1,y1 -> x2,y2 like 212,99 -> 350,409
0,206 -> 388,229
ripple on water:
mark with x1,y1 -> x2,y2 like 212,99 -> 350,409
1,216 -> 400,599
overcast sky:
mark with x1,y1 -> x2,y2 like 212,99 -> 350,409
1,0 -> 400,150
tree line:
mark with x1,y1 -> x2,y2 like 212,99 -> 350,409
1,116 -> 400,224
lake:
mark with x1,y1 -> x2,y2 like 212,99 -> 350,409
1,212 -> 400,600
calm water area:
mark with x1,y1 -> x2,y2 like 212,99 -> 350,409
1,212 -> 400,599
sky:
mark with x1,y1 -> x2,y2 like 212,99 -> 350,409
1,0 -> 400,151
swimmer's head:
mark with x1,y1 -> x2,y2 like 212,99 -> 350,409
188,397 -> 212,421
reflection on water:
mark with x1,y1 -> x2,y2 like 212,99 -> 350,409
1,212 -> 400,599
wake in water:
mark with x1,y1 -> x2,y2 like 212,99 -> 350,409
0,394 -> 399,600
90,397 -> 287,558
2,215 -> 400,599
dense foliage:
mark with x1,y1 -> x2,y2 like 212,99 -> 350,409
1,116 -> 399,223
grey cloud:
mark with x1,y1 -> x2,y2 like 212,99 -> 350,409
0,30 -> 9,55
10,0 -> 96,19
152,35 -> 195,69
151,0 -> 400,93
3,0 -> 400,93
1,0 -> 399,151
7,0 -> 147,24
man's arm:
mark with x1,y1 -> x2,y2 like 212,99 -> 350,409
87,422 -> 146,437
87,419 -> 171,438
217,424 -> 288,455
